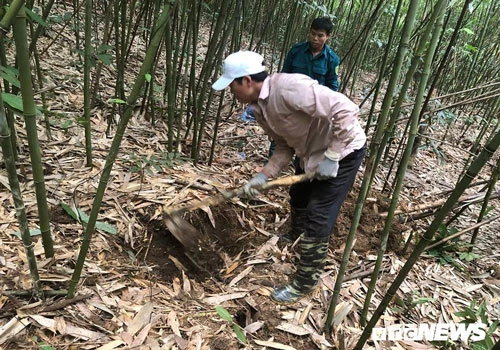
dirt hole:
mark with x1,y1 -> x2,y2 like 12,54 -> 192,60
137,204 -> 253,283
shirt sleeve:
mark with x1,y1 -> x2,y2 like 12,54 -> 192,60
281,49 -> 294,73
261,136 -> 294,178
251,101 -> 295,178
325,53 -> 340,91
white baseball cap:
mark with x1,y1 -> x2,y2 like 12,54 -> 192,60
212,50 -> 266,90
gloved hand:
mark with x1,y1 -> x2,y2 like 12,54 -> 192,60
243,173 -> 269,197
239,105 -> 256,123
316,151 -> 340,179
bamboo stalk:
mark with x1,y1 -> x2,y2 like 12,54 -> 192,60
362,0 -> 403,132
83,0 -> 93,166
360,0 -> 448,327
0,0 -> 25,36
361,81 -> 500,121
0,37 -> 18,160
13,8 -> 54,258
469,156 -> 500,252
0,90 -> 43,299
28,0 -> 55,53
325,0 -> 421,332
90,1 -> 113,108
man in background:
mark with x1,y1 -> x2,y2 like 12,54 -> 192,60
271,16 -> 341,241
282,16 -> 340,91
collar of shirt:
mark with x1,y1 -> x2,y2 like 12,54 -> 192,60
304,42 -> 327,58
258,76 -> 271,100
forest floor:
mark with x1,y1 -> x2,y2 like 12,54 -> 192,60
1,6 -> 500,350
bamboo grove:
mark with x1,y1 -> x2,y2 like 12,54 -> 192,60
0,0 -> 499,347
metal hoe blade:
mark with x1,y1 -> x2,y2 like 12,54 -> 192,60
163,212 -> 205,253
162,172 -> 315,252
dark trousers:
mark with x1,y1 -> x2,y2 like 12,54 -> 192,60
289,145 -> 366,238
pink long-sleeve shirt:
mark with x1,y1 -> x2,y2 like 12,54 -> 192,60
250,73 -> 366,178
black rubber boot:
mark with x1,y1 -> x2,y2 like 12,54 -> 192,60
280,206 -> 307,242
271,236 -> 329,305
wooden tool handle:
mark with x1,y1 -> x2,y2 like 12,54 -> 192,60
164,172 -> 315,216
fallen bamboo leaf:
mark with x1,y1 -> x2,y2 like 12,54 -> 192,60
245,258 -> 268,265
182,271 -> 192,293
244,321 -> 264,333
0,316 -> 31,345
311,333 -> 333,348
167,311 -> 181,337
88,301 -> 115,317
464,283 -> 483,292
121,331 -> 133,346
199,206 -> 216,228
254,226 -> 272,236
55,316 -> 67,335
131,323 -> 151,347
225,260 -> 241,276
225,251 -> 243,276
203,292 -> 248,305
228,266 -> 253,287
169,255 -> 188,271
256,287 -> 272,296
30,315 -> 105,340
256,236 -> 280,257
276,322 -> 312,336
298,303 -> 312,325
96,339 -> 126,350
332,302 -> 353,327
127,302 -> 153,336
254,339 -> 296,350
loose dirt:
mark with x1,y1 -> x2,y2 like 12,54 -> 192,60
139,185 -> 406,284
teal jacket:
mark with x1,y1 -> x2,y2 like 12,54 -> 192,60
281,41 -> 340,91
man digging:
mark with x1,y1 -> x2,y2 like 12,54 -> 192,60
212,50 -> 367,305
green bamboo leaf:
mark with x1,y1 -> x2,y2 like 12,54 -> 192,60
11,228 -> 41,239
2,92 -> 25,113
95,221 -> 117,235
412,297 -> 435,305
24,7 -> 47,27
0,66 -> 20,88
126,249 -> 136,261
96,53 -> 113,65
461,27 -> 474,35
76,209 -> 89,223
145,73 -> 152,83
107,98 -> 126,104
232,324 -> 247,344
60,202 -> 78,220
215,306 -> 233,322
61,119 -> 73,129
464,44 -> 478,53
60,204 -> 117,234
2,93 -> 43,115
97,44 -> 113,52
76,209 -> 117,235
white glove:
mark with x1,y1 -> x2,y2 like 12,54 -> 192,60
316,150 -> 340,179
243,173 -> 268,197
